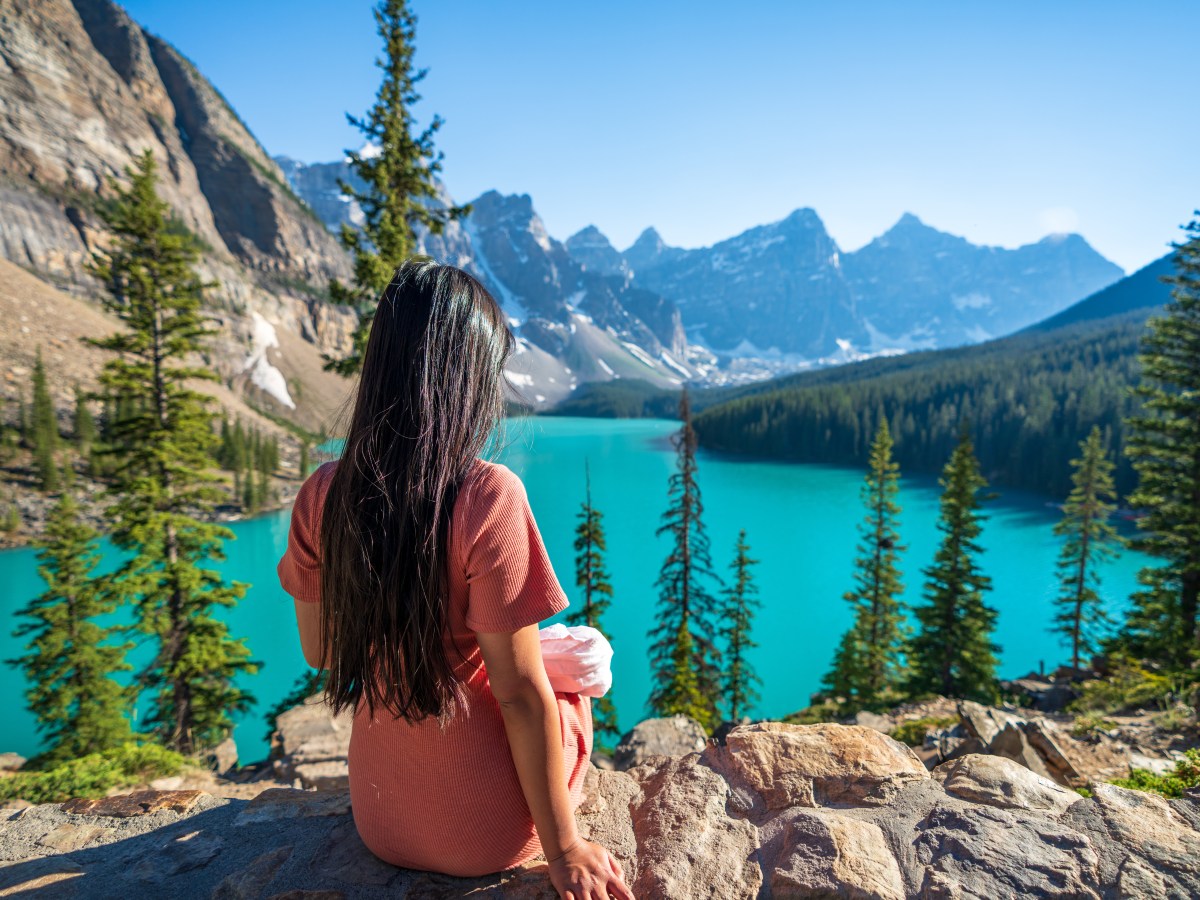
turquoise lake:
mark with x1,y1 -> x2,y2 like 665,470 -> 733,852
0,416 -> 1151,762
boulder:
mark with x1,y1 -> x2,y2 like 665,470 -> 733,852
713,722 -> 929,810
270,695 -> 353,791
769,810 -> 906,899
913,803 -> 1103,898
0,753 -> 25,772
938,753 -> 1081,816
204,738 -> 239,778
612,715 -> 707,771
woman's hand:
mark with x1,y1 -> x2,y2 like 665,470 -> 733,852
548,838 -> 634,900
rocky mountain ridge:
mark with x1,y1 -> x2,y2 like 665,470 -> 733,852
576,210 -> 1124,358
284,149 -> 1123,376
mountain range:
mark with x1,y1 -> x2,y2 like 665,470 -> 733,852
0,0 -> 1128,426
281,155 -> 1123,373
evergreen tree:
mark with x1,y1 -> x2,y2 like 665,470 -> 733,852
1120,217 -> 1200,666
73,386 -> 96,460
648,390 -> 722,730
907,429 -> 1000,702
325,0 -> 469,375
10,494 -> 132,764
30,349 -> 59,491
823,421 -> 908,711
1053,426 -> 1119,671
567,462 -> 618,742
89,151 -> 256,754
720,529 -> 761,722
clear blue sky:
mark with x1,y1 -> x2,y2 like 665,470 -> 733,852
121,0 -> 1199,272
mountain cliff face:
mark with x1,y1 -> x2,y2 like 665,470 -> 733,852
0,0 -> 354,427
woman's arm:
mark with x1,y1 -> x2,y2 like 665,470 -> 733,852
293,598 -> 325,669
476,626 -> 632,900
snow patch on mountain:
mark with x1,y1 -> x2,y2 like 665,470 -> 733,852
244,312 -> 295,409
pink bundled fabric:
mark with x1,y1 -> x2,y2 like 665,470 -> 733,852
538,623 -> 614,698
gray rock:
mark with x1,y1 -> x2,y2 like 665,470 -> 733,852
204,738 -> 239,778
913,803 -> 1102,898
613,716 -> 707,771
769,810 -> 905,899
0,752 -> 26,772
939,753 -> 1081,816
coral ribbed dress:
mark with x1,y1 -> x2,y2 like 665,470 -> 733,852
277,459 -> 593,877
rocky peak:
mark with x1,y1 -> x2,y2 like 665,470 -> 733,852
623,226 -> 683,273
564,225 -> 629,279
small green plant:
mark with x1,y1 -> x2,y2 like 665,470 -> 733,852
891,715 -> 960,747
1069,655 -> 1174,714
1070,712 -> 1118,738
1151,704 -> 1195,732
0,742 -> 188,804
1109,749 -> 1200,799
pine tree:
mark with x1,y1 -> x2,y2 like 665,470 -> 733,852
907,429 -> 999,702
567,462 -> 618,742
73,386 -> 96,460
720,529 -> 761,722
648,390 -> 722,730
30,348 -> 59,491
325,0 -> 469,375
10,494 -> 132,764
823,421 -> 909,711
89,150 -> 257,754
1119,216 -> 1200,667
1053,426 -> 1119,671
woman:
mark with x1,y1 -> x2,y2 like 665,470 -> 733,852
278,260 -> 632,900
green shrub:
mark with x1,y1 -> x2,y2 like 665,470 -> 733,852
1069,656 -> 1175,714
0,742 -> 188,805
891,716 -> 960,747
1109,748 -> 1200,799
1152,705 -> 1196,732
1070,712 -> 1118,738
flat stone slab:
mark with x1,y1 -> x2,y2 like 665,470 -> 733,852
59,790 -> 207,818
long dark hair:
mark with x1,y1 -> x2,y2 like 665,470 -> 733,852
320,259 -> 513,721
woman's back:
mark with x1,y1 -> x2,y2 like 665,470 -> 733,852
278,457 -> 592,876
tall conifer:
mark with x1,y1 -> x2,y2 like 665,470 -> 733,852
89,151 -> 256,754
648,390 -> 721,730
326,0 -> 469,375
568,462 -> 619,742
1119,217 -> 1200,666
907,429 -> 999,702
10,494 -> 132,764
73,386 -> 96,461
1053,427 -> 1119,671
30,349 -> 59,491
824,421 -> 908,710
720,530 -> 761,722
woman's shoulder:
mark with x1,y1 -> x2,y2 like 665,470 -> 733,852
454,459 -> 527,531
293,460 -> 339,516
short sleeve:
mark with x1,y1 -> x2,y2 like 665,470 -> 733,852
459,463 -> 568,633
277,462 -> 335,604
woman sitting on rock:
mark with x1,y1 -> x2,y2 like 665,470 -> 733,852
278,259 -> 632,900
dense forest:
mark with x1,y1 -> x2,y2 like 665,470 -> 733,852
692,314 -> 1146,498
